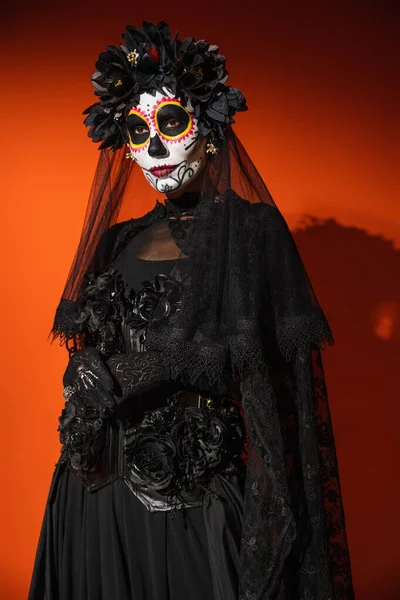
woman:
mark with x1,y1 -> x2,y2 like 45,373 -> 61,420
29,21 -> 354,600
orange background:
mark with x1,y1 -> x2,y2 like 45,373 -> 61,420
1,2 -> 399,598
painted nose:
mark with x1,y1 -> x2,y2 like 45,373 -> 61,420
148,134 -> 169,158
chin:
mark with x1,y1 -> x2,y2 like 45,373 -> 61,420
156,178 -> 182,194
150,172 -> 200,194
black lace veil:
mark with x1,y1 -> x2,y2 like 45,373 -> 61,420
52,127 -> 354,599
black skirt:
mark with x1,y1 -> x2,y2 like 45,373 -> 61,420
28,462 -> 244,600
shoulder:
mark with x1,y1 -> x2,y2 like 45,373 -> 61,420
96,200 -> 167,268
103,201 -> 166,241
223,191 -> 282,231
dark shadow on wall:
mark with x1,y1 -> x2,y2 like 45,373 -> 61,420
293,216 -> 400,600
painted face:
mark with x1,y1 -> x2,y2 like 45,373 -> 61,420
126,90 -> 207,193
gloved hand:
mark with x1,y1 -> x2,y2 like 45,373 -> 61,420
106,350 -> 171,403
59,347 -> 116,474
62,347 -> 116,415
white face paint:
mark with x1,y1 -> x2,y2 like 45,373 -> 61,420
126,90 -> 207,193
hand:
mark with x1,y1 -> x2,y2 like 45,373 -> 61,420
63,347 -> 116,414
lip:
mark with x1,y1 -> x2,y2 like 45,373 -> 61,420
149,164 -> 178,178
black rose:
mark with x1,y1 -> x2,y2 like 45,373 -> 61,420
89,271 -> 123,295
89,301 -> 108,322
123,275 -> 181,352
132,286 -> 169,323
125,433 -> 176,491
75,268 -> 129,355
171,409 -> 225,480
58,401 -> 105,471
123,393 -> 245,500
131,274 -> 181,325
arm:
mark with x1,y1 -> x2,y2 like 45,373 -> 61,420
62,347 -> 171,414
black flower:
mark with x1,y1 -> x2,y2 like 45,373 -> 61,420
124,393 -> 245,499
75,267 -> 182,355
125,433 -> 176,491
171,409 -> 225,481
58,401 -> 105,471
132,274 -> 181,323
83,21 -> 247,149
123,274 -> 181,352
75,268 -> 130,355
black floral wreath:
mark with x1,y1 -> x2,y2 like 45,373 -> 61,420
83,21 -> 247,150
124,392 -> 246,502
75,267 -> 182,356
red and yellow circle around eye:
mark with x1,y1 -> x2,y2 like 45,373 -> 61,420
154,100 -> 194,141
127,108 -> 150,149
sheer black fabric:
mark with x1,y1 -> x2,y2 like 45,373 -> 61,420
49,127 -> 354,599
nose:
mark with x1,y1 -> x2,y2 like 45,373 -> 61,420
148,133 -> 169,158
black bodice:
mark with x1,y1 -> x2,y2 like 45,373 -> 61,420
112,253 -> 190,294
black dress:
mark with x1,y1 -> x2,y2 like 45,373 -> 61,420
28,255 -> 245,600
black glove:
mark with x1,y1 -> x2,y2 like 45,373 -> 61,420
62,347 -> 116,415
59,348 -> 116,475
106,350 -> 171,403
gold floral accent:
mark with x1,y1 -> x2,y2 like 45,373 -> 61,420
127,49 -> 139,66
206,142 -> 218,155
114,79 -> 123,87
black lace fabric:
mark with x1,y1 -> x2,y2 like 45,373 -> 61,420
51,127 -> 354,599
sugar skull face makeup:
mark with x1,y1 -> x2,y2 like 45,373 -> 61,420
126,90 -> 207,193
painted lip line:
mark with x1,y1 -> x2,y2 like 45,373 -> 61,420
149,164 -> 178,178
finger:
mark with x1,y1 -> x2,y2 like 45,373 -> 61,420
69,394 -> 87,416
84,368 -> 113,392
93,387 -> 116,412
81,360 -> 114,392
77,371 -> 96,391
86,368 -> 99,381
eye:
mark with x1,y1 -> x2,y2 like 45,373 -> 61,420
127,112 -> 150,147
134,125 -> 149,135
164,119 -> 181,130
156,103 -> 192,139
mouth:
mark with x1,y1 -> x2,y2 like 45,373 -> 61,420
149,164 -> 178,178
